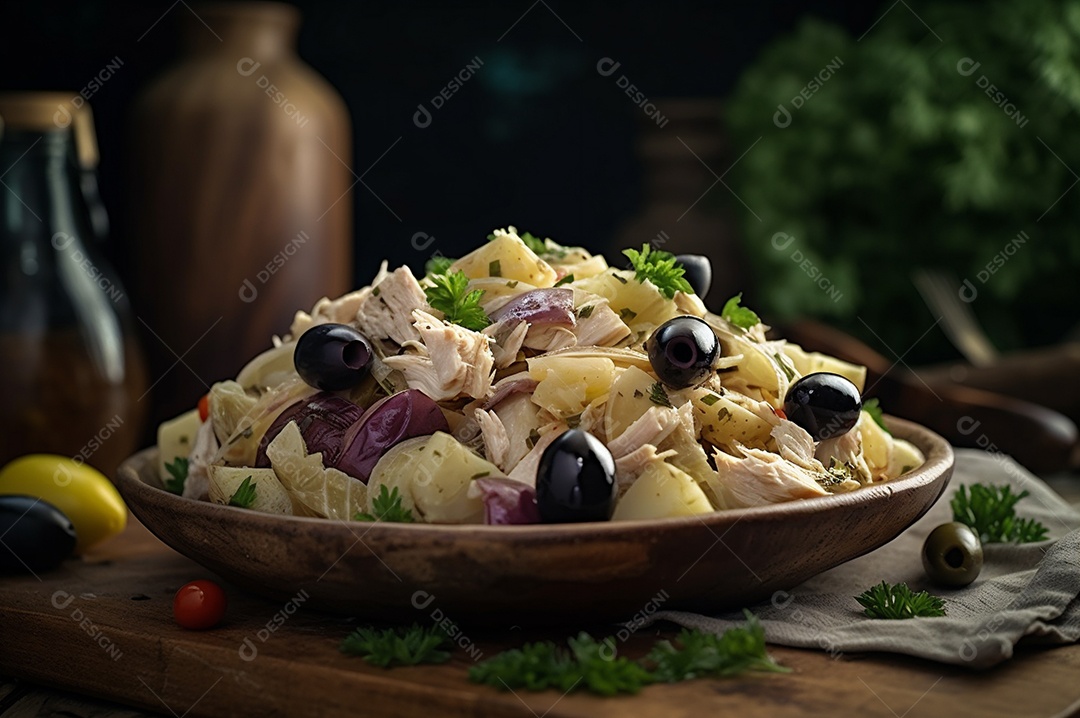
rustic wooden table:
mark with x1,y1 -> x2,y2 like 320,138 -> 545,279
2,479 -> 1080,718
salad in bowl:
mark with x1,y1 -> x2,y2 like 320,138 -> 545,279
156,228 -> 923,527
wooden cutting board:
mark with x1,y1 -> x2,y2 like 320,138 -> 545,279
1,518 -> 1079,718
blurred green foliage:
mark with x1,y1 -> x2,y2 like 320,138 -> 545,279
726,1 -> 1080,358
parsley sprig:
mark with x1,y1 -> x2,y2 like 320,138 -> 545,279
855,581 -> 946,619
720,293 -> 760,330
622,244 -> 694,299
163,457 -> 188,495
648,381 -> 673,408
862,398 -> 891,435
951,484 -> 1048,544
228,475 -> 258,508
423,270 -> 491,332
340,624 -> 451,667
646,611 -> 789,681
356,485 -> 416,523
469,612 -> 784,696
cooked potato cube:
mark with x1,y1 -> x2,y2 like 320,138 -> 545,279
613,461 -> 714,520
208,466 -> 293,515
528,356 -> 616,419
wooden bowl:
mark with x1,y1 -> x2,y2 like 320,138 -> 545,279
115,417 -> 953,624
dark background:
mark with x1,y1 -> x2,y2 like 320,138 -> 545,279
0,0 -> 886,284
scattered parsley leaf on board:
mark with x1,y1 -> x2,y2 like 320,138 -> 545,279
424,256 -> 454,277
469,640 -> 579,693
163,457 -> 189,495
720,293 -> 760,330
623,244 -> 694,299
355,485 -> 415,523
855,581 -> 946,619
228,476 -> 257,508
863,398 -> 891,435
951,484 -> 1048,543
424,269 -> 491,331
470,634 -> 652,696
645,611 -> 789,681
340,624 -> 451,667
470,611 -> 784,696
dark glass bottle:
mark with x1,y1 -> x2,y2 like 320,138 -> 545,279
0,93 -> 147,476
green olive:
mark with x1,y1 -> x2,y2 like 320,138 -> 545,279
922,522 -> 983,588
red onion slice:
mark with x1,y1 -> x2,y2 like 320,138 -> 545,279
489,288 -> 575,326
472,478 -> 541,525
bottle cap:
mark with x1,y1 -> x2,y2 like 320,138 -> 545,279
0,92 -> 99,168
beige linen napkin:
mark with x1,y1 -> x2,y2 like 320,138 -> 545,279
641,449 -> 1080,668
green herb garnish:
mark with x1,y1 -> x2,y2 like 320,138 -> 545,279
340,624 -> 451,667
424,270 -> 491,332
863,398 -> 891,435
554,274 -> 575,287
951,484 -> 1048,544
424,255 -> 454,277
488,260 -> 501,277
163,457 -> 189,495
700,393 -> 722,407
228,475 -> 257,508
577,304 -> 595,319
355,485 -> 415,523
622,244 -> 694,299
519,231 -> 548,255
645,611 -> 789,681
721,293 -> 760,330
470,612 -> 784,696
773,352 -> 795,381
855,581 -> 946,619
649,381 -> 673,408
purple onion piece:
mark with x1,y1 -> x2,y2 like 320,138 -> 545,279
337,389 -> 449,482
255,393 -> 364,469
472,478 -> 541,525
489,288 -> 575,326
481,377 -> 539,411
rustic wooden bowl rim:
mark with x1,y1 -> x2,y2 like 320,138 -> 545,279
116,415 -> 953,539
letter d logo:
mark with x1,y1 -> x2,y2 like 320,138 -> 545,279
414,103 -> 432,129
773,104 -> 792,129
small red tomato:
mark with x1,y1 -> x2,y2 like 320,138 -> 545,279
197,394 -> 210,422
173,579 -> 226,630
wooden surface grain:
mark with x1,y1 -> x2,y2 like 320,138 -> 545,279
2,516 -> 1080,718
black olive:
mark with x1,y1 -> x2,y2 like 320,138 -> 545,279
675,254 -> 712,299
0,495 -> 76,573
922,522 -> 983,588
294,323 -> 373,391
783,372 -> 862,440
646,316 -> 720,389
535,429 -> 616,523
